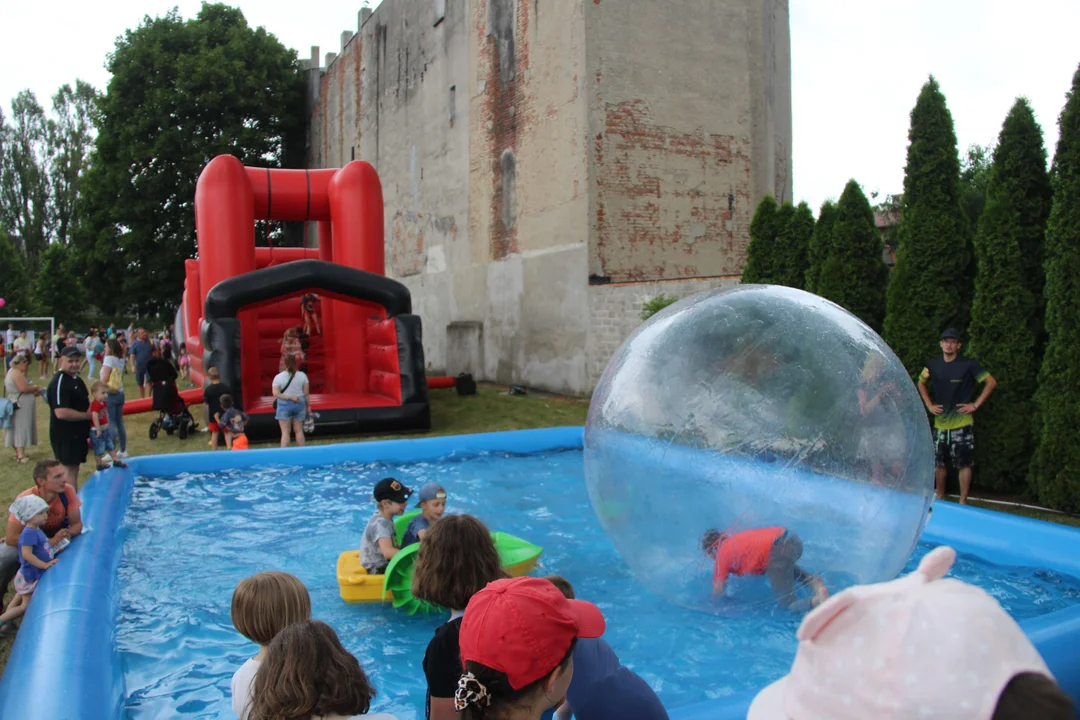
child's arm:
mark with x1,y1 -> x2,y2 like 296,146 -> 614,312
92,408 -> 103,434
712,559 -> 729,595
377,536 -> 399,561
22,544 -> 57,570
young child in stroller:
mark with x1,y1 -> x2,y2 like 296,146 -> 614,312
147,349 -> 199,440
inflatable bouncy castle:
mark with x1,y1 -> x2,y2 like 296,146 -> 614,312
178,155 -> 430,439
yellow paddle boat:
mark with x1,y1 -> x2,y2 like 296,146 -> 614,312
337,510 -> 542,614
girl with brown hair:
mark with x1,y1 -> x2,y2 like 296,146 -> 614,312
247,620 -> 397,720
230,572 -> 312,720
411,514 -> 505,720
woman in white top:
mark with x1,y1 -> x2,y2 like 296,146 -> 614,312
247,620 -> 398,720
4,354 -> 43,463
271,354 -> 310,448
100,339 -> 129,458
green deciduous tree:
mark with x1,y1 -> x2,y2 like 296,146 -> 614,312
816,180 -> 888,330
75,4 -> 305,315
966,99 -> 1051,494
32,242 -> 84,323
0,231 -> 32,314
0,94 -> 51,269
773,201 -> 814,289
741,195 -> 781,284
48,81 -> 99,247
805,200 -> 836,293
1030,66 -> 1080,510
884,77 -> 970,374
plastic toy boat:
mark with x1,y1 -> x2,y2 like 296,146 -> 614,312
337,510 -> 542,614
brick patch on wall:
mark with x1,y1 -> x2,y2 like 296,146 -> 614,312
594,99 -> 752,282
586,276 -> 740,387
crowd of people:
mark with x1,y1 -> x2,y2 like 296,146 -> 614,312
2,322 -> 184,483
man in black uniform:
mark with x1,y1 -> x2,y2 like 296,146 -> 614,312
917,328 -> 997,504
47,346 -> 93,490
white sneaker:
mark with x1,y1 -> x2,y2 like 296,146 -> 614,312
117,451 -> 130,459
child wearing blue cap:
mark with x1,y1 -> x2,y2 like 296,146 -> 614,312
402,483 -> 447,546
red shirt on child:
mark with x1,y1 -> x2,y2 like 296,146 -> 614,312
90,399 -> 109,429
712,527 -> 785,585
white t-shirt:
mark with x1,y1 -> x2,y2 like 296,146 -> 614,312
272,370 -> 309,398
231,657 -> 260,720
101,355 -> 125,383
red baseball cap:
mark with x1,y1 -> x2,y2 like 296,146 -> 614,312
459,576 -> 606,690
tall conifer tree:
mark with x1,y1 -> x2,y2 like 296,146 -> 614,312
805,200 -> 837,293
884,77 -> 969,373
966,99 -> 1051,493
816,180 -> 888,330
741,195 -> 781,284
772,201 -> 814,289
1030,66 -> 1080,510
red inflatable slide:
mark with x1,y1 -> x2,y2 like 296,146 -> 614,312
164,155 -> 432,439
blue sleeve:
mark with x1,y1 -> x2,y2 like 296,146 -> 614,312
566,638 -> 622,709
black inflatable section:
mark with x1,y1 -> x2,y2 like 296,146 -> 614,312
202,259 -> 431,440
205,259 -> 413,319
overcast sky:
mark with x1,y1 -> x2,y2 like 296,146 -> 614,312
2,0 -> 1077,212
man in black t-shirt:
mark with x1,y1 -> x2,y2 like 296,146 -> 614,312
47,346 -> 93,490
917,328 -> 997,505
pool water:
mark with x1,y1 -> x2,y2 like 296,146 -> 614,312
116,450 -> 1080,718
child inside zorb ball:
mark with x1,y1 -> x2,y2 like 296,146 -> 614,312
702,526 -> 829,611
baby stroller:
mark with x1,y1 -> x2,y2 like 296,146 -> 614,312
147,357 -> 198,440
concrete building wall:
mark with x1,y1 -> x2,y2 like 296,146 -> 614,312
585,0 -> 792,284
304,0 -> 791,396
355,0 -> 473,374
468,0 -> 591,391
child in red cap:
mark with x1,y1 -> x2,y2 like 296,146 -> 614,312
456,576 -> 607,720
702,527 -> 828,610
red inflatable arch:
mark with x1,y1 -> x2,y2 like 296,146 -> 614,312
171,155 -> 432,437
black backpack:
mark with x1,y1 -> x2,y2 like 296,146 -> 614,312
454,373 -> 477,396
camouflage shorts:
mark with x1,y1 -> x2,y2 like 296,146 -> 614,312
934,426 -> 974,470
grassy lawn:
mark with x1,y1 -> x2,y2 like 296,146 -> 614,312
0,369 -> 588,672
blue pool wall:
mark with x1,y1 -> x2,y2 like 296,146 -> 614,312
1,425 -> 1079,719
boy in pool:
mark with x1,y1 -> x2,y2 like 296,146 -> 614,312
402,482 -> 447,546
359,477 -> 413,575
702,527 -> 829,611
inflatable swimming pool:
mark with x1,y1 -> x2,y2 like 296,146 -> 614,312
1,426 -> 1078,718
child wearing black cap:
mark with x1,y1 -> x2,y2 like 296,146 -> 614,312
359,477 -> 413,574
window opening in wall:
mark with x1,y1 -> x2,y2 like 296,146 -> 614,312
435,0 -> 446,26
449,85 -> 456,127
